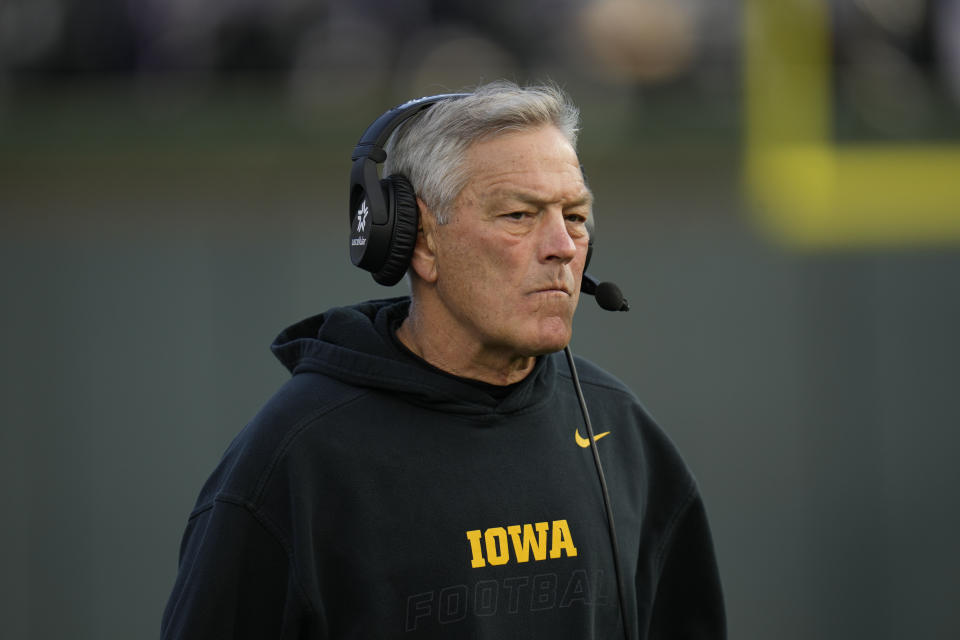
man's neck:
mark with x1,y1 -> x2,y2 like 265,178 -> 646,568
395,306 -> 536,386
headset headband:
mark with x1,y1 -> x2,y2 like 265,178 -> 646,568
351,93 -> 469,163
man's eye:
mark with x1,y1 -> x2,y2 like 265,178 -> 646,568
505,211 -> 529,220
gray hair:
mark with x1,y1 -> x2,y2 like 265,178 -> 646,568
382,81 -> 581,224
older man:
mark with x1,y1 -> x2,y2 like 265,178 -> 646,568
162,82 -> 725,639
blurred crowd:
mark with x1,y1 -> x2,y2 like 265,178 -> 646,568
0,0 -> 957,136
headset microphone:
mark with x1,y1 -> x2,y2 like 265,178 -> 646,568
582,273 -> 630,312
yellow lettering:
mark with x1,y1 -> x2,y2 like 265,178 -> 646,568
549,519 -> 578,559
507,522 -> 549,563
484,527 -> 510,565
465,529 -> 486,568
468,519 -> 578,568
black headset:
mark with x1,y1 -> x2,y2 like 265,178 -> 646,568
348,93 -> 607,290
349,93 -> 467,286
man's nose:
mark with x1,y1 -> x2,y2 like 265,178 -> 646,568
540,210 -> 578,263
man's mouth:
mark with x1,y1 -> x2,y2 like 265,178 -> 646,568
532,283 -> 571,295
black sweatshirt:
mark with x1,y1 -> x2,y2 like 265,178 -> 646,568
162,298 -> 725,639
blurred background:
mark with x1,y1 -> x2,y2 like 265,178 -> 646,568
1,0 -> 958,638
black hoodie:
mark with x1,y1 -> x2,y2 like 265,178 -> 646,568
162,298 -> 725,639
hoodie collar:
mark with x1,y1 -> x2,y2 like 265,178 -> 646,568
270,297 -> 557,416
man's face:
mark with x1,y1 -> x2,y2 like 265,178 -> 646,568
427,124 -> 591,361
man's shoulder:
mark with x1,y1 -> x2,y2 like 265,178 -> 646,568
552,351 -> 696,483
252,371 -> 369,437
189,373 -> 368,514
552,351 -> 636,399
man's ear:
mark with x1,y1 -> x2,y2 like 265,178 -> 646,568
409,197 -> 439,283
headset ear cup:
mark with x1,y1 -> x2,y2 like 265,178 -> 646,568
372,175 -> 419,286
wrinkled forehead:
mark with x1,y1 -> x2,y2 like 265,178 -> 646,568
462,125 -> 584,186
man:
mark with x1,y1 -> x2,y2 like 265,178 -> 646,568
162,82 -> 725,639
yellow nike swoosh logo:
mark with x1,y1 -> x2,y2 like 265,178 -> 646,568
575,429 -> 611,448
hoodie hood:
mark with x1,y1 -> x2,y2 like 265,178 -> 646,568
270,297 -> 558,416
